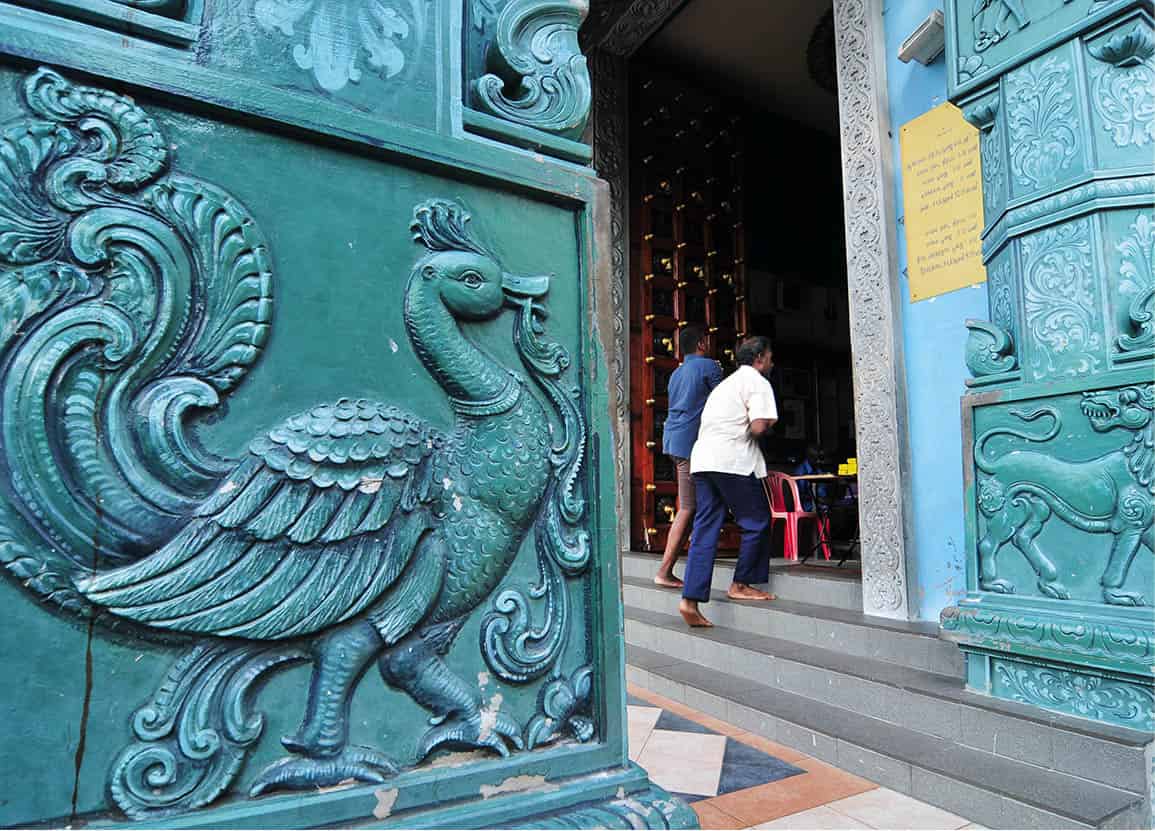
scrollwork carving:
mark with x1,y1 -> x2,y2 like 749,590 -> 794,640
1006,54 -> 1079,190
1116,213 -> 1155,352
941,604 -> 1153,668
833,0 -> 909,617
965,319 -> 1017,379
1021,218 -> 1103,378
473,0 -> 592,139
993,660 -> 1154,729
1086,21 -> 1155,149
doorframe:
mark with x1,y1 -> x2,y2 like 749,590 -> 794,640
587,0 -> 913,620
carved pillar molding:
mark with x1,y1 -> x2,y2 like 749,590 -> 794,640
464,0 -> 594,162
589,47 -> 632,553
832,0 -> 913,620
942,0 -> 1155,732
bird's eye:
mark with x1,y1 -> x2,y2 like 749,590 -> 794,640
460,270 -> 485,288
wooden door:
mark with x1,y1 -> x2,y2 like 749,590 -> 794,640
629,67 -> 750,553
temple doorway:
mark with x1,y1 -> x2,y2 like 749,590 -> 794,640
625,1 -> 860,572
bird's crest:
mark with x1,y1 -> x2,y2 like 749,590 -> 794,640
411,199 -> 493,257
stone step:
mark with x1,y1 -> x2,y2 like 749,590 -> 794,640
623,551 -> 864,611
626,644 -> 1149,829
623,606 -> 1151,810
623,576 -> 965,677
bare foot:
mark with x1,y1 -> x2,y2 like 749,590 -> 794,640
653,572 -> 684,589
678,599 -> 713,627
727,583 -> 776,601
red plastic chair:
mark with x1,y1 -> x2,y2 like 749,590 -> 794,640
763,473 -> 832,561
762,472 -> 798,560
782,475 -> 832,561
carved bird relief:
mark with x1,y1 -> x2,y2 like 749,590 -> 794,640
0,68 -> 590,819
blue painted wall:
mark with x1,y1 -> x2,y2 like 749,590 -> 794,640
882,0 -> 988,620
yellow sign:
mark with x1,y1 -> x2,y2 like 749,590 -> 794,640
900,103 -> 986,301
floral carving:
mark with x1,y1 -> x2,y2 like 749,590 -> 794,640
1116,213 -> 1154,352
1007,54 -> 1080,190
1086,24 -> 1155,148
253,0 -> 421,93
1021,218 -> 1103,378
988,257 -> 1015,334
993,661 -> 1154,730
941,604 -> 1153,668
833,0 -> 908,617
980,118 -> 1005,223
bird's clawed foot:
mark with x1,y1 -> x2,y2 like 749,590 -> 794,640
250,746 -> 398,797
418,709 -> 524,761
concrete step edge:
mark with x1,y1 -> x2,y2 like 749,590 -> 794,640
623,606 -> 1150,753
622,578 -> 964,678
626,646 -> 1147,829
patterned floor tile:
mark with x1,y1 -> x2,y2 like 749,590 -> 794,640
826,787 -> 970,829
752,804 -> 872,829
637,729 -> 728,796
707,765 -> 877,826
693,799 -> 750,829
717,737 -> 806,795
654,708 -> 720,735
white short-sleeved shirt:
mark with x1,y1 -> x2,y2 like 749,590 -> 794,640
689,365 -> 778,477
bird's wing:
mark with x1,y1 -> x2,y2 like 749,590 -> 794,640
76,399 -> 445,641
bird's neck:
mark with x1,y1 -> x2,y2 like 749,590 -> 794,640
404,277 -> 516,412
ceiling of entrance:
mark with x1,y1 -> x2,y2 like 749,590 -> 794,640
642,0 -> 838,135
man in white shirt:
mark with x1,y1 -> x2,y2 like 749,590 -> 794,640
680,336 -> 778,627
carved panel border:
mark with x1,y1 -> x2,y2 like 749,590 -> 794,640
590,48 -> 631,554
590,0 -> 912,618
831,0 -> 911,618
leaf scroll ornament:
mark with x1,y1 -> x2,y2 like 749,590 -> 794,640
474,0 -> 592,138
1007,55 -> 1079,190
254,0 -> 423,94
1115,213 -> 1154,352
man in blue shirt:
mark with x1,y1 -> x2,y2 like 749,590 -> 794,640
655,325 -> 722,588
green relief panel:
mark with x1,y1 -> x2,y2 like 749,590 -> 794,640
969,383 -> 1153,605
202,1 -> 437,126
948,0 -> 1129,94
461,0 -> 592,162
1083,14 -> 1155,169
1017,215 -> 1106,381
0,59 -> 672,828
1004,41 -> 1089,202
1104,207 -> 1155,360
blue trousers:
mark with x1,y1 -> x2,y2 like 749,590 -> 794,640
682,472 -> 771,603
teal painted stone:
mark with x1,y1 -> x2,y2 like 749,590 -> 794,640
948,0 -> 1154,734
0,0 -> 675,825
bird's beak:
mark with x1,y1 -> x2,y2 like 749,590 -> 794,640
501,271 -> 550,298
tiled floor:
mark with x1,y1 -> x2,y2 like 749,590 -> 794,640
628,684 -> 982,830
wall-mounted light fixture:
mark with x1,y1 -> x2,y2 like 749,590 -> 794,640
898,9 -> 945,65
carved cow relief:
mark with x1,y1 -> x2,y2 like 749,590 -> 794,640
0,67 -> 598,823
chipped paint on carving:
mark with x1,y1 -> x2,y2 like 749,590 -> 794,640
478,774 -> 557,799
358,476 -> 384,494
372,787 -> 399,819
478,691 -> 503,741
